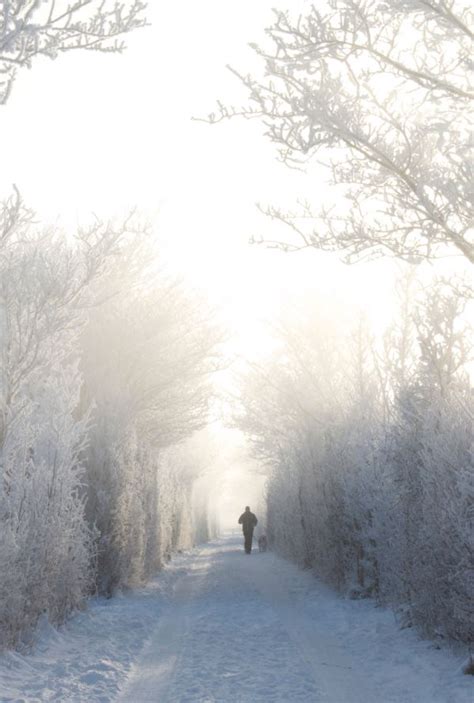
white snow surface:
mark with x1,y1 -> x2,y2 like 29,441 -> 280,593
0,533 -> 471,703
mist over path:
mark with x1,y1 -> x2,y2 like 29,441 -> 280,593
116,534 -> 468,703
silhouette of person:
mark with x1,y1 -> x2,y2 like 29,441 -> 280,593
238,506 -> 258,554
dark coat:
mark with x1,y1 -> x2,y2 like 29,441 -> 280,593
238,511 -> 258,534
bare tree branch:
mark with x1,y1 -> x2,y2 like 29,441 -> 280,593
210,0 -> 473,264
0,0 -> 148,104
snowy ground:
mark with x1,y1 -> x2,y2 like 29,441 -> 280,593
0,533 -> 471,703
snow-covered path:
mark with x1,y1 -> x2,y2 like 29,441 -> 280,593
117,534 -> 469,703
0,533 -> 471,703
117,535 -> 371,702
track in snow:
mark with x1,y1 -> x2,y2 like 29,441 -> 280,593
1,533 -> 470,702
115,534 -> 469,703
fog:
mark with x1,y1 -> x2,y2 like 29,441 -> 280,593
0,0 -> 404,526
0,0 -> 472,652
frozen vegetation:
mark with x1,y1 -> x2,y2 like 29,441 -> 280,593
236,277 -> 473,643
225,0 -> 473,648
0,190 -> 223,648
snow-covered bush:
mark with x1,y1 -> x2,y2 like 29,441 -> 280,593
0,193 -> 222,646
0,193 -> 97,648
237,278 -> 473,644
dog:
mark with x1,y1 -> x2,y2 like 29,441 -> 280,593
258,535 -> 268,552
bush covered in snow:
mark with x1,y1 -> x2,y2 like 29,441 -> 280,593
237,277 -> 473,644
0,192 -> 221,649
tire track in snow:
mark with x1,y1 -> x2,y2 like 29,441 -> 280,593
116,562 -> 207,703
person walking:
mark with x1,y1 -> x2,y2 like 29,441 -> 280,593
238,506 -> 258,554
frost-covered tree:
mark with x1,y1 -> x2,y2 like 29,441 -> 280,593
0,193 -> 223,643
0,0 -> 223,653
213,0 -> 473,263
0,0 -> 147,104
80,240 -> 223,594
161,430 -> 222,548
236,278 -> 473,643
385,279 -> 473,638
0,190 -> 135,647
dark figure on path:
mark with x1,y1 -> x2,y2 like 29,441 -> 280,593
238,506 -> 258,554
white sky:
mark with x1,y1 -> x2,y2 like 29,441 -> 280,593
0,0 -> 401,346
1,1 -> 468,514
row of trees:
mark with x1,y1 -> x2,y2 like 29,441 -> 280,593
0,0 -> 223,651
0,190 -> 222,648
236,275 -> 472,643
224,0 -> 472,644
0,0 -> 219,650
